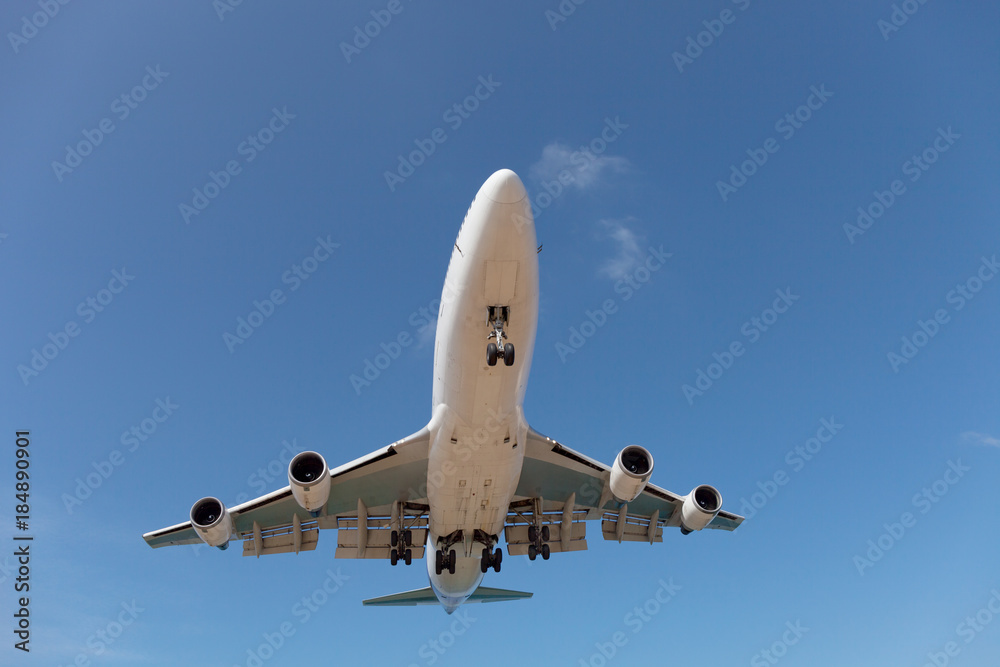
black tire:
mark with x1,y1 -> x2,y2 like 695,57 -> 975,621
503,343 -> 515,366
541,525 -> 550,542
390,549 -> 398,566
404,549 -> 412,566
493,549 -> 502,573
528,525 -> 537,543
404,530 -> 412,546
487,343 -> 498,366
481,548 -> 489,573
448,550 -> 457,575
528,544 -> 537,561
390,530 -> 398,547
541,543 -> 550,560
435,550 -> 444,575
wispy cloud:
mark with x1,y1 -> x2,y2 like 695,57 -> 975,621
962,431 -> 1000,448
597,218 -> 644,280
529,142 -> 629,191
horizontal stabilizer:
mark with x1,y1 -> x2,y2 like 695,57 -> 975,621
363,585 -> 533,607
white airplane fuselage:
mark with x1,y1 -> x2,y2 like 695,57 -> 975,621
424,169 -> 538,612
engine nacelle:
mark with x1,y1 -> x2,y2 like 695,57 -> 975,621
679,485 -> 722,534
609,445 -> 654,503
190,496 -> 233,549
288,451 -> 331,515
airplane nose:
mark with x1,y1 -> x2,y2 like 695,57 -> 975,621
482,169 -> 527,204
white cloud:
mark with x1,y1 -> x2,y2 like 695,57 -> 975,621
597,218 -> 644,281
529,142 -> 629,191
962,431 -> 1000,448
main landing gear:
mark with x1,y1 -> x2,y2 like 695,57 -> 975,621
527,524 -> 550,561
389,529 -> 413,566
480,546 -> 503,573
435,549 -> 457,575
487,306 -> 514,367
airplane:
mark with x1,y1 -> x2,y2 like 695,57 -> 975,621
143,169 -> 743,614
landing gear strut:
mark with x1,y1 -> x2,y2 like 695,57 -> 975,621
527,524 -> 551,561
486,306 -> 514,367
389,529 -> 413,566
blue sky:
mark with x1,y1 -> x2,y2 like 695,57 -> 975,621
3,1 -> 999,665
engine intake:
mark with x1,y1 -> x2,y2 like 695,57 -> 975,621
190,496 -> 232,549
609,445 -> 654,503
679,485 -> 722,534
288,451 -> 331,515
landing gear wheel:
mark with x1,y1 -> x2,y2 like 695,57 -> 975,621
390,530 -> 398,547
503,343 -> 515,366
541,544 -> 550,560
390,549 -> 398,566
528,525 -> 537,543
448,550 -> 457,575
404,549 -> 412,566
435,550 -> 444,575
404,530 -> 413,546
487,343 -> 498,366
541,525 -> 550,542
493,548 -> 502,573
481,548 -> 490,573
528,544 -> 537,561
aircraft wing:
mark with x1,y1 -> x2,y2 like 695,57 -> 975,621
142,427 -> 431,556
507,427 -> 742,555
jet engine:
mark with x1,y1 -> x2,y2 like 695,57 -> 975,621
288,451 -> 331,515
609,445 -> 654,503
190,496 -> 233,549
679,485 -> 722,534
